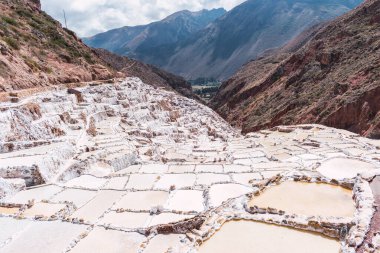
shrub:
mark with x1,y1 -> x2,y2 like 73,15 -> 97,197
83,52 -> 94,64
4,37 -> 20,50
16,8 -> 33,19
23,56 -> 40,72
2,16 -> 17,26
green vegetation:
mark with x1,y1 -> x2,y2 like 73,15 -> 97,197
192,80 -> 221,101
23,56 -> 40,72
16,7 -> 33,19
83,52 -> 94,64
4,37 -> 20,50
1,16 -> 17,26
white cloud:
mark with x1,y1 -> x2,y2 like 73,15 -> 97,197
40,0 -> 245,37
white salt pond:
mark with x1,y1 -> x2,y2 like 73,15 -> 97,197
143,234 -> 184,253
70,190 -> 124,223
5,185 -> 62,204
198,221 -> 341,253
23,202 -> 66,217
100,211 -> 150,229
0,221 -> 87,253
113,191 -> 168,211
165,190 -> 204,212
249,181 -> 355,217
209,184 -> 252,207
148,213 -> 194,227
317,158 -> 376,180
70,228 -> 145,253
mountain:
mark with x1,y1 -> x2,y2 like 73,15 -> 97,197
0,0 -> 114,92
93,48 -> 195,99
0,0 -> 193,97
83,8 -> 227,63
211,0 -> 380,138
160,0 -> 363,80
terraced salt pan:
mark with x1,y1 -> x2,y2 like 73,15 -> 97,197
71,190 -> 124,223
198,221 -> 340,253
5,185 -> 62,204
86,162 -> 114,177
100,211 -> 150,229
317,158 -> 376,180
195,165 -> 224,173
165,190 -> 204,212
209,184 -> 252,207
148,213 -> 194,226
0,218 -> 32,246
113,191 -> 169,211
196,173 -> 230,185
23,202 -> 66,217
249,181 -> 355,217
168,165 -> 195,173
0,154 -> 45,167
103,176 -> 129,190
140,164 -> 168,173
223,165 -> 251,173
143,234 -> 185,253
0,142 -> 65,159
64,175 -> 108,189
114,165 -> 141,175
50,188 -> 97,208
1,78 -> 380,252
126,174 -> 159,190
0,221 -> 87,253
260,170 -> 284,179
70,227 -> 145,253
232,173 -> 262,185
0,207 -> 19,215
154,174 -> 196,189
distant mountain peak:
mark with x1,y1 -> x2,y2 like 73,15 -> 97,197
84,7 -> 226,60
162,8 -> 226,22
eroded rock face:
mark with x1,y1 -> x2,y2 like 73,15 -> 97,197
0,78 -> 379,252
211,0 -> 380,138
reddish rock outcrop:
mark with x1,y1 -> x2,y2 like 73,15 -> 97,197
211,0 -> 380,138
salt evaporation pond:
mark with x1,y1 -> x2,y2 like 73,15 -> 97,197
249,181 -> 355,217
317,158 -> 376,180
198,221 -> 341,253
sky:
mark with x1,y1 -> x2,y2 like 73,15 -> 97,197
41,0 -> 245,38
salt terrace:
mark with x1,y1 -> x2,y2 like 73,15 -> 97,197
0,78 -> 379,252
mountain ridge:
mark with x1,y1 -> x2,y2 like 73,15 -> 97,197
160,0 -> 363,80
84,0 -> 362,81
0,0 -> 194,98
211,0 -> 380,138
83,8 -> 226,62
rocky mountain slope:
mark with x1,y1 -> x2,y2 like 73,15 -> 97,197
211,0 -> 380,138
0,0 -> 194,98
83,8 -> 226,66
93,49 -> 195,98
160,0 -> 362,80
0,0 -> 115,92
